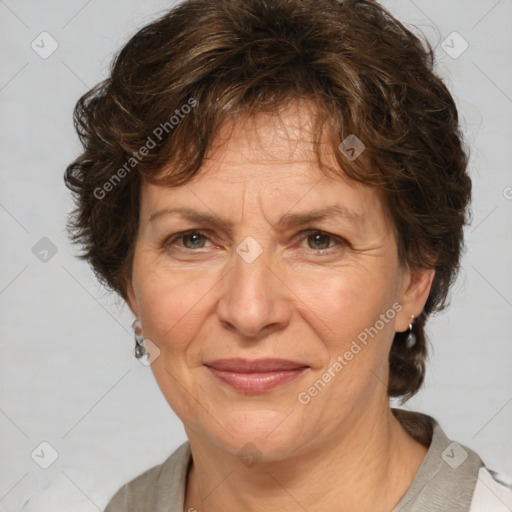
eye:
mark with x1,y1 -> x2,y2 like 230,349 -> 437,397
164,230 -> 211,250
163,229 -> 347,255
307,232 -> 331,250
301,230 -> 346,253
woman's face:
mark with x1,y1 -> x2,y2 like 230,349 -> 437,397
127,102 -> 433,459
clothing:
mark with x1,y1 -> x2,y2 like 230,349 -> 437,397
104,409 -> 512,512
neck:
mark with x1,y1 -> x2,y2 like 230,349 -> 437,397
184,402 -> 428,512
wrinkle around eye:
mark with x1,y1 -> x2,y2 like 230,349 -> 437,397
160,229 -> 354,262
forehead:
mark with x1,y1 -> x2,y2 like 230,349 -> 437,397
202,101 -> 325,177
141,101 -> 388,231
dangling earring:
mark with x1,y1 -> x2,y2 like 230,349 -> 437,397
406,314 -> 416,348
132,319 -> 146,359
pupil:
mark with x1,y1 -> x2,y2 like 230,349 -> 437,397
311,233 -> 329,249
186,233 -> 203,248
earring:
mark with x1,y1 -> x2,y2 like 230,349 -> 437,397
406,315 -> 416,348
132,319 -> 146,359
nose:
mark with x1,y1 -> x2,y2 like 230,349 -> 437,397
216,247 -> 292,339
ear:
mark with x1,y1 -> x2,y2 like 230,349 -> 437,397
125,278 -> 139,318
395,267 -> 435,332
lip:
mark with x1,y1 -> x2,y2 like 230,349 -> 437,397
205,358 -> 309,393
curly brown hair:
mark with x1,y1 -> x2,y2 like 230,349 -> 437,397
64,0 -> 471,400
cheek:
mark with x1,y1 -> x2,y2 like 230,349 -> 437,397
132,260 -> 217,356
290,267 -> 400,403
292,264 -> 398,336
290,271 -> 398,436
132,264 -> 217,417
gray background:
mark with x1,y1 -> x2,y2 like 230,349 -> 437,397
1,0 -> 511,510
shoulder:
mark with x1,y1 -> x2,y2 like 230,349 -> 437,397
104,441 -> 191,512
469,467 -> 512,511
391,408 -> 512,512
103,464 -> 162,512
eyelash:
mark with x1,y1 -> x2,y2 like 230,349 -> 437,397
163,229 -> 347,255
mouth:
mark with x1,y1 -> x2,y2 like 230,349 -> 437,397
204,358 -> 309,393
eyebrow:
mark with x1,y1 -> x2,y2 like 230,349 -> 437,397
148,204 -> 365,232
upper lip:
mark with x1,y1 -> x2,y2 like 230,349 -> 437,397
205,358 -> 309,373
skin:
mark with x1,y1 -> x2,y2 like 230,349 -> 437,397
126,101 -> 435,512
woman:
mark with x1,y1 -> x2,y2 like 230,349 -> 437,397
64,0 -> 511,510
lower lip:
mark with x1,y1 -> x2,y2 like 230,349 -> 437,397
207,367 -> 308,393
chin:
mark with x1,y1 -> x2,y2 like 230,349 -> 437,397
202,408 -> 309,461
